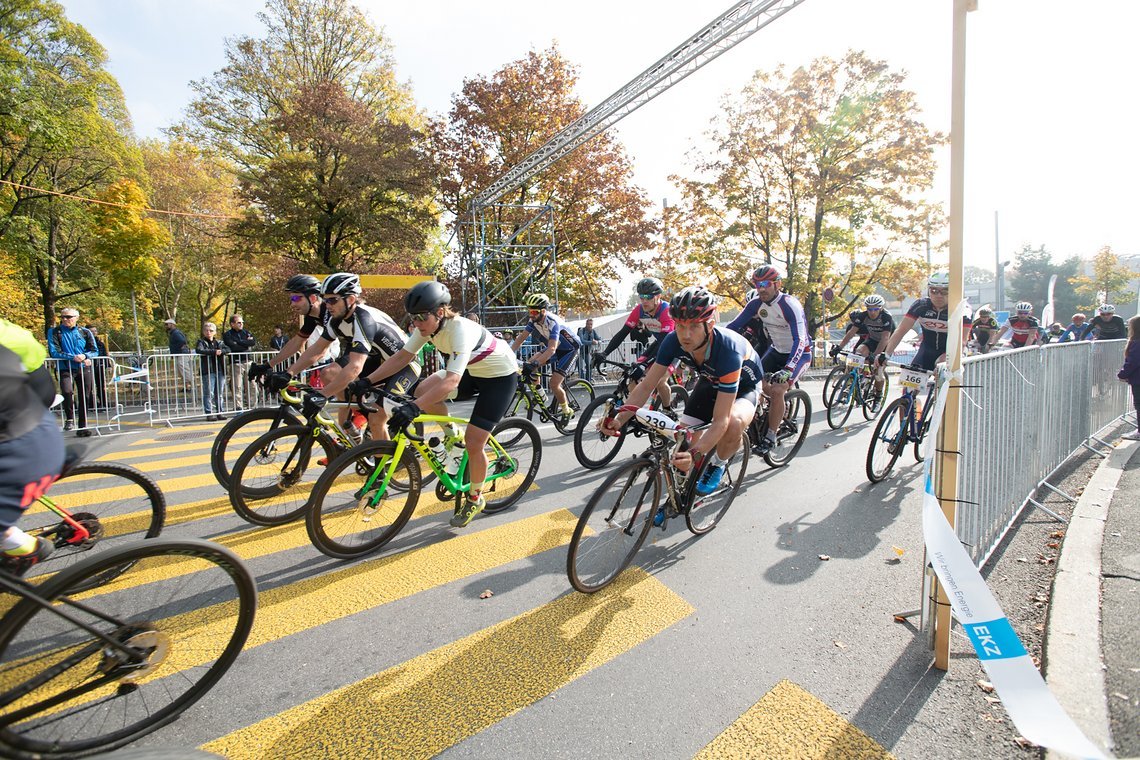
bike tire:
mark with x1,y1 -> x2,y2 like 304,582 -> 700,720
566,457 -> 659,593
24,462 -> 166,590
866,397 -> 909,483
914,404 -> 933,462
573,395 -> 627,470
210,407 -> 303,490
554,379 -> 594,435
482,418 -> 543,514
668,384 -> 689,409
825,374 -> 855,429
685,432 -> 749,535
763,389 -> 812,468
229,426 -> 336,526
0,539 -> 256,759
305,440 -> 420,559
821,365 -> 846,409
861,373 -> 889,420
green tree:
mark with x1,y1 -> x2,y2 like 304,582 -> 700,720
670,51 -> 945,331
1008,244 -> 1084,325
180,0 -> 438,273
1069,246 -> 1136,310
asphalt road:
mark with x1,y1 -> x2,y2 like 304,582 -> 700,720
56,380 -> 1035,758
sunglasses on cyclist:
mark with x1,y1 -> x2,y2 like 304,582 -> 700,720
289,294 -> 306,303
866,306 -> 882,312
928,287 -> 948,296
638,294 -> 656,301
323,296 -> 343,305
527,309 -> 542,317
754,279 -> 776,288
410,312 -> 433,323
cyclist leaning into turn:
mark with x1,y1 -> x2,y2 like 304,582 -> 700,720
829,294 -> 894,398
349,281 -> 520,528
727,264 -> 812,454
509,294 -> 581,421
603,286 -> 760,499
593,276 -> 677,415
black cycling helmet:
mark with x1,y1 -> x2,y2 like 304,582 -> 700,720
636,277 -> 664,298
405,281 -> 451,313
671,286 -> 717,321
285,274 -> 321,296
321,272 -> 362,297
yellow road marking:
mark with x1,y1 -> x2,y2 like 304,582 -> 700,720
696,680 -> 894,759
205,568 -> 691,759
129,422 -> 219,444
100,432 -> 259,462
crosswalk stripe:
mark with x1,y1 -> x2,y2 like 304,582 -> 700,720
695,680 -> 893,759
204,568 -> 692,759
100,433 -> 259,462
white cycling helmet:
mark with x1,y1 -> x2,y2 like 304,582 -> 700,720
928,271 -> 950,289
1098,304 -> 1115,314
863,294 -> 885,309
1015,301 -> 1033,314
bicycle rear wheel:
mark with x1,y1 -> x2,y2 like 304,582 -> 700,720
482,418 -> 542,514
573,396 -> 627,470
553,379 -> 594,435
686,432 -> 750,535
210,407 -> 303,490
763,389 -> 812,468
229,427 -> 336,526
0,539 -> 256,759
866,397 -> 909,483
825,374 -> 855,429
305,440 -> 420,559
566,457 -> 659,593
861,373 -> 889,420
24,462 -> 166,589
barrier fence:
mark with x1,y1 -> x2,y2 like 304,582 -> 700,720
955,339 -> 1129,566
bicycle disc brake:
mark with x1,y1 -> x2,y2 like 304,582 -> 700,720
99,625 -> 170,682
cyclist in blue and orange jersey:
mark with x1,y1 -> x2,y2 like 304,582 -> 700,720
264,273 -> 420,442
509,293 -> 581,421
1059,313 -> 1090,343
969,306 -> 1000,353
1087,304 -> 1128,341
881,271 -> 971,371
0,318 -> 65,576
997,302 -> 1043,348
594,276 -> 678,414
349,281 -> 520,528
603,286 -> 760,498
829,294 -> 895,397
727,264 -> 812,454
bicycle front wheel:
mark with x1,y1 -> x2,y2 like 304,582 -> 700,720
686,432 -> 750,535
573,396 -> 626,470
825,374 -> 855,429
0,539 -> 256,759
229,427 -> 336,526
482,418 -> 543,514
306,440 -> 420,559
866,397 -> 909,483
210,407 -> 303,490
24,462 -> 166,589
862,373 -> 889,420
821,365 -> 846,408
554,379 -> 594,435
566,457 -> 659,593
763,389 -> 812,468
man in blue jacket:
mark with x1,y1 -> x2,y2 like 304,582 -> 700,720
46,307 -> 98,436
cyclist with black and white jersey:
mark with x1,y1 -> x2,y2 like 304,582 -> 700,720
509,294 -> 581,421
593,277 -> 677,415
264,273 -> 419,441
727,264 -> 812,454
829,294 -> 894,398
349,281 -> 520,528
881,271 -> 971,371
253,275 -> 341,377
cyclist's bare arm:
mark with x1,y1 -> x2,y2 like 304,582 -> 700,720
286,336 -> 333,377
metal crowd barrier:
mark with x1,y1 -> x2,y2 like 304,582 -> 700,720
955,339 -> 1128,566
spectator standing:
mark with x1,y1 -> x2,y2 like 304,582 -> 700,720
1058,313 -> 1089,343
46,307 -> 98,436
195,323 -> 228,420
85,324 -> 109,410
1117,315 -> 1140,441
164,318 -> 193,392
576,318 -> 602,380
270,325 -> 287,351
222,314 -> 256,409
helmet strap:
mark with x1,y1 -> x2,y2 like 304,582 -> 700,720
431,310 -> 447,338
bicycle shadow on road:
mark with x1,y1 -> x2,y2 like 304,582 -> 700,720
763,474 -> 919,586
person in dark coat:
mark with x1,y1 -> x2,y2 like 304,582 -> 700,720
1117,315 -> 1140,441
195,323 -> 229,420
164,318 -> 193,392
85,325 -> 109,410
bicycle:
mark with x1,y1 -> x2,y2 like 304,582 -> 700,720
12,449 -> 165,589
824,351 -> 890,429
866,362 -> 941,483
209,382 -> 309,490
566,406 -> 749,593
747,378 -> 812,468
821,355 -> 848,409
0,538 -> 256,759
226,386 -> 385,526
505,363 -> 594,436
573,358 -> 689,470
305,387 -> 543,559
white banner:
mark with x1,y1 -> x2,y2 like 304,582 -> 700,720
922,300 -> 1110,759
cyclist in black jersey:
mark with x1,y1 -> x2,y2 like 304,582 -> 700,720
881,271 -> 970,371
969,307 -> 999,353
1087,304 -> 1127,341
256,275 -> 341,381
0,319 -> 65,575
829,294 -> 894,396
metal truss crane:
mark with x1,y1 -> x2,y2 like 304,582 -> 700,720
460,0 -> 808,322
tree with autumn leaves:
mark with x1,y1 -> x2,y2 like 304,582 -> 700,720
669,51 -> 943,331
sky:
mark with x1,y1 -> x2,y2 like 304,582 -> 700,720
56,0 -> 1140,275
